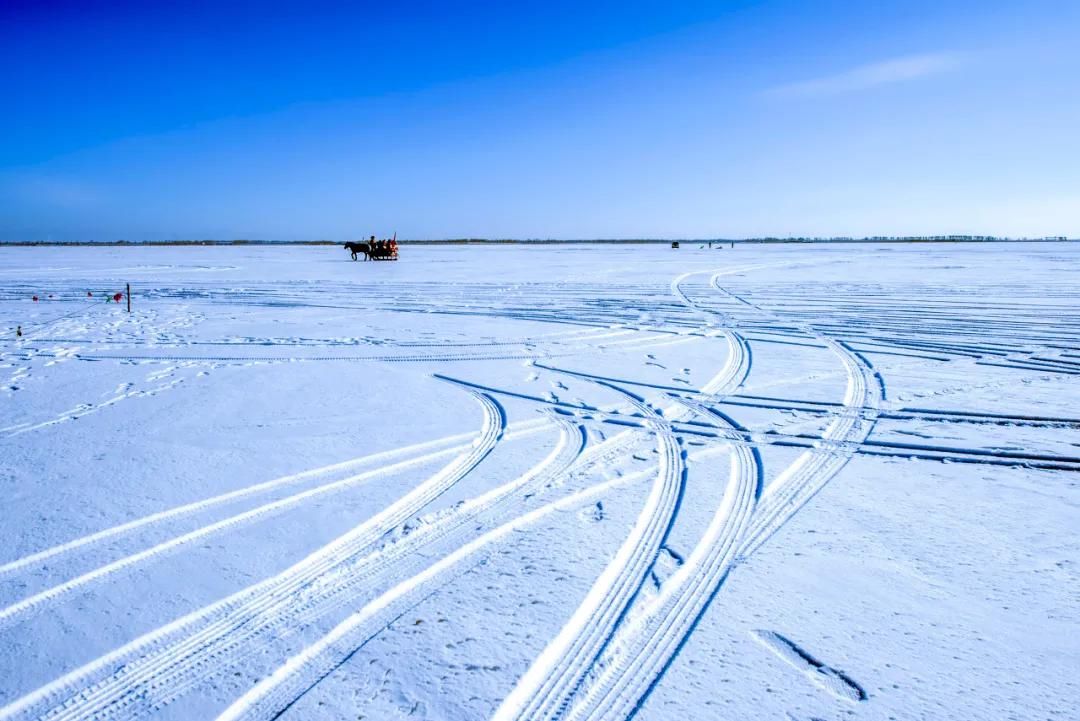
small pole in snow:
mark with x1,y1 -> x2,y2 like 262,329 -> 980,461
126,283 -> 131,313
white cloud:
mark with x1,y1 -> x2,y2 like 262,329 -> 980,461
766,52 -> 965,98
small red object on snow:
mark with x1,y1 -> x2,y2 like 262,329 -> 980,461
113,292 -> 123,303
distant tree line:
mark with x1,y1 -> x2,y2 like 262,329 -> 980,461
0,236 -> 1072,247
758,235 -> 1070,243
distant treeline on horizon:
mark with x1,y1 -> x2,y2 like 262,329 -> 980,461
0,235 -> 1073,247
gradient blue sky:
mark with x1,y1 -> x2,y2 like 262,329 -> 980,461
2,0 -> 1078,240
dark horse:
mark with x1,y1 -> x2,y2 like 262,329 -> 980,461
343,242 -> 371,261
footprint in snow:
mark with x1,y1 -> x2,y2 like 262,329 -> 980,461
579,501 -> 604,522
754,630 -> 867,703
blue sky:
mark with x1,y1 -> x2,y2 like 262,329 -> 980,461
2,0 -> 1078,240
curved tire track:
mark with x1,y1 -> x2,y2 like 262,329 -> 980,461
494,277 -> 753,721
492,402 -> 682,721
215,414 -> 593,720
0,421 -> 554,581
1,385 -> 505,721
555,269 -> 874,719
709,276 -> 883,558
540,272 -> 758,720
564,399 -> 759,721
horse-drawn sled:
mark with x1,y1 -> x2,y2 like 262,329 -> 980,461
344,236 -> 398,261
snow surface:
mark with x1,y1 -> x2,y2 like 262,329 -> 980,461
0,242 -> 1077,721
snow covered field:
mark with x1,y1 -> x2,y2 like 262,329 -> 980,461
1,242 -> 1077,721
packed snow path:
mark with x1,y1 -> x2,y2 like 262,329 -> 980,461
1,243 -> 1077,720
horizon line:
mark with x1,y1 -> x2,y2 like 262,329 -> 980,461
1,236 -> 1075,248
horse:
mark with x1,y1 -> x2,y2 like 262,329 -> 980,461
343,242 -> 370,261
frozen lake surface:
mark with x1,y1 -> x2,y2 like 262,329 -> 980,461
1,242 -> 1078,720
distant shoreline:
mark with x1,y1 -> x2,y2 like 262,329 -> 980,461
0,237 -> 1074,247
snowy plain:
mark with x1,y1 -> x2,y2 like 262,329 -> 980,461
0,241 -> 1077,721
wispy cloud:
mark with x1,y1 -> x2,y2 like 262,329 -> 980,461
765,52 -> 966,98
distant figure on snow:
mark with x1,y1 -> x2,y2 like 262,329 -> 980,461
344,241 -> 370,260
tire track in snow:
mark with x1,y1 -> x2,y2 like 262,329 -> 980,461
221,447 -> 739,721
216,466 -> 683,721
0,422 -> 545,579
564,398 -> 759,721
719,394 -> 1080,429
645,411 -> 1080,471
495,268 -> 838,719
11,398 -> 651,720
530,272 -> 759,720
491,388 -> 684,721
0,448 -> 451,627
709,276 -> 884,558
1,377 -> 186,437
62,331 -> 701,366
278,412 -> 586,631
213,413 -> 592,721
494,296 -> 753,721
131,412 -> 585,715
0,384 -> 505,721
0,404 -> 535,630
234,403 -> 682,716
737,339 -> 880,559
